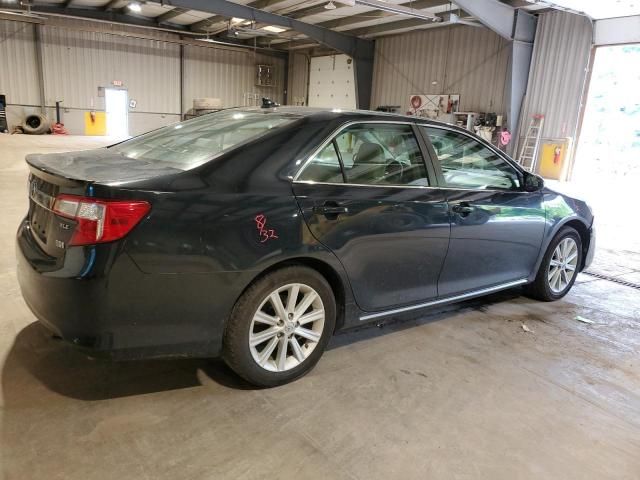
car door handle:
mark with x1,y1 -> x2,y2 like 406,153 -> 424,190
313,202 -> 349,216
451,203 -> 474,216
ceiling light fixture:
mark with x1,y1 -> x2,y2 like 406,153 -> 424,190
128,1 -> 142,13
355,0 -> 440,20
324,1 -> 337,9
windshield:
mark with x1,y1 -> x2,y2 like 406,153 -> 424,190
109,110 -> 300,170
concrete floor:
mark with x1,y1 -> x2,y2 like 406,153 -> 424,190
1,135 -> 639,480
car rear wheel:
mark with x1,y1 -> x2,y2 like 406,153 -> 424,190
222,266 -> 336,387
526,226 -> 582,301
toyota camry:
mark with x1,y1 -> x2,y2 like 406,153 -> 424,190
16,105 -> 595,386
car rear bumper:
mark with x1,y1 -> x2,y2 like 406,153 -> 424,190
16,219 -> 248,360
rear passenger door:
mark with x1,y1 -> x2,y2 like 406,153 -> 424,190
292,122 -> 450,313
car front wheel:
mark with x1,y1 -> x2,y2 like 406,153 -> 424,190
222,266 -> 336,387
526,226 -> 583,301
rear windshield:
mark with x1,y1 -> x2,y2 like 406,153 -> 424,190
109,109 -> 300,170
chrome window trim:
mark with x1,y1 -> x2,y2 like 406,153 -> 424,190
293,179 -> 525,194
292,120 -> 424,184
359,278 -> 528,321
292,120 -> 528,194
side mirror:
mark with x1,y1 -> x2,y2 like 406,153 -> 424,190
524,172 -> 544,192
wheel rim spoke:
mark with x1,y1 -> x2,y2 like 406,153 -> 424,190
276,336 -> 288,371
254,311 -> 279,326
289,338 -> 306,363
294,326 -> 321,343
249,283 -> 325,373
250,327 -> 279,347
286,284 -> 300,314
294,291 -> 318,320
257,336 -> 279,366
298,309 -> 324,326
269,292 -> 288,321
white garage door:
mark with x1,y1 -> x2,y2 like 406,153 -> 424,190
308,55 -> 357,109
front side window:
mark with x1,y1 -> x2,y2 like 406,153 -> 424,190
424,127 -> 522,191
298,123 -> 429,186
110,110 -> 301,171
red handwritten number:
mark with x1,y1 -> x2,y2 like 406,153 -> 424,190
255,214 -> 278,243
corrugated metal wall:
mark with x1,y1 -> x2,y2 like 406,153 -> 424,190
0,17 -> 286,134
40,22 -> 181,114
288,52 -> 309,106
518,11 -> 593,141
371,25 -> 510,114
183,45 -> 285,109
0,20 -> 40,105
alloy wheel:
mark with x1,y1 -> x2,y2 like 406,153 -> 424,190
547,237 -> 579,293
249,283 -> 325,372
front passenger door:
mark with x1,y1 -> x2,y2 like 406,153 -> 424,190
293,123 -> 450,312
421,126 -> 546,297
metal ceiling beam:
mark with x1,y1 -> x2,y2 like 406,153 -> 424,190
317,0 -> 450,29
189,15 -> 226,31
252,0 -> 454,48
188,0 -> 296,32
156,7 -> 188,24
165,0 -> 375,108
343,13 -> 465,37
285,2 -> 332,20
21,4 -> 191,31
103,0 -> 122,11
451,0 -> 516,40
273,11 -> 462,45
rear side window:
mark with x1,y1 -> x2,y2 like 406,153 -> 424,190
297,123 -> 429,186
110,110 -> 300,170
297,141 -> 344,183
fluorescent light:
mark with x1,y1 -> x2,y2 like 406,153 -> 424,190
231,17 -> 246,24
262,25 -> 286,33
128,1 -> 142,13
355,0 -> 440,20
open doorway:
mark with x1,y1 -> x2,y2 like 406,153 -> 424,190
105,88 -> 129,138
571,44 -> 640,254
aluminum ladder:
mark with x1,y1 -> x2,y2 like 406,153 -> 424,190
518,114 -> 544,172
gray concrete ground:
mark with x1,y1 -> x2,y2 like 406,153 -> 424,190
1,135 -> 639,480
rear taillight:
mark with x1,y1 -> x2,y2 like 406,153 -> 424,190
53,194 -> 150,246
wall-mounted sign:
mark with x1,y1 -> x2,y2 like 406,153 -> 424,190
112,80 -> 124,87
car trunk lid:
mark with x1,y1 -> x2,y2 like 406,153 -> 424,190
25,149 -> 164,257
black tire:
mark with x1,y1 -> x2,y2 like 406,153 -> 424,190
222,266 -> 336,387
525,226 -> 582,301
23,114 -> 49,135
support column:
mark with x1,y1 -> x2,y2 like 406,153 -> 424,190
33,24 -> 46,115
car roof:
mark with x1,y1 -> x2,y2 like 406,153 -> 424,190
229,106 -> 461,130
